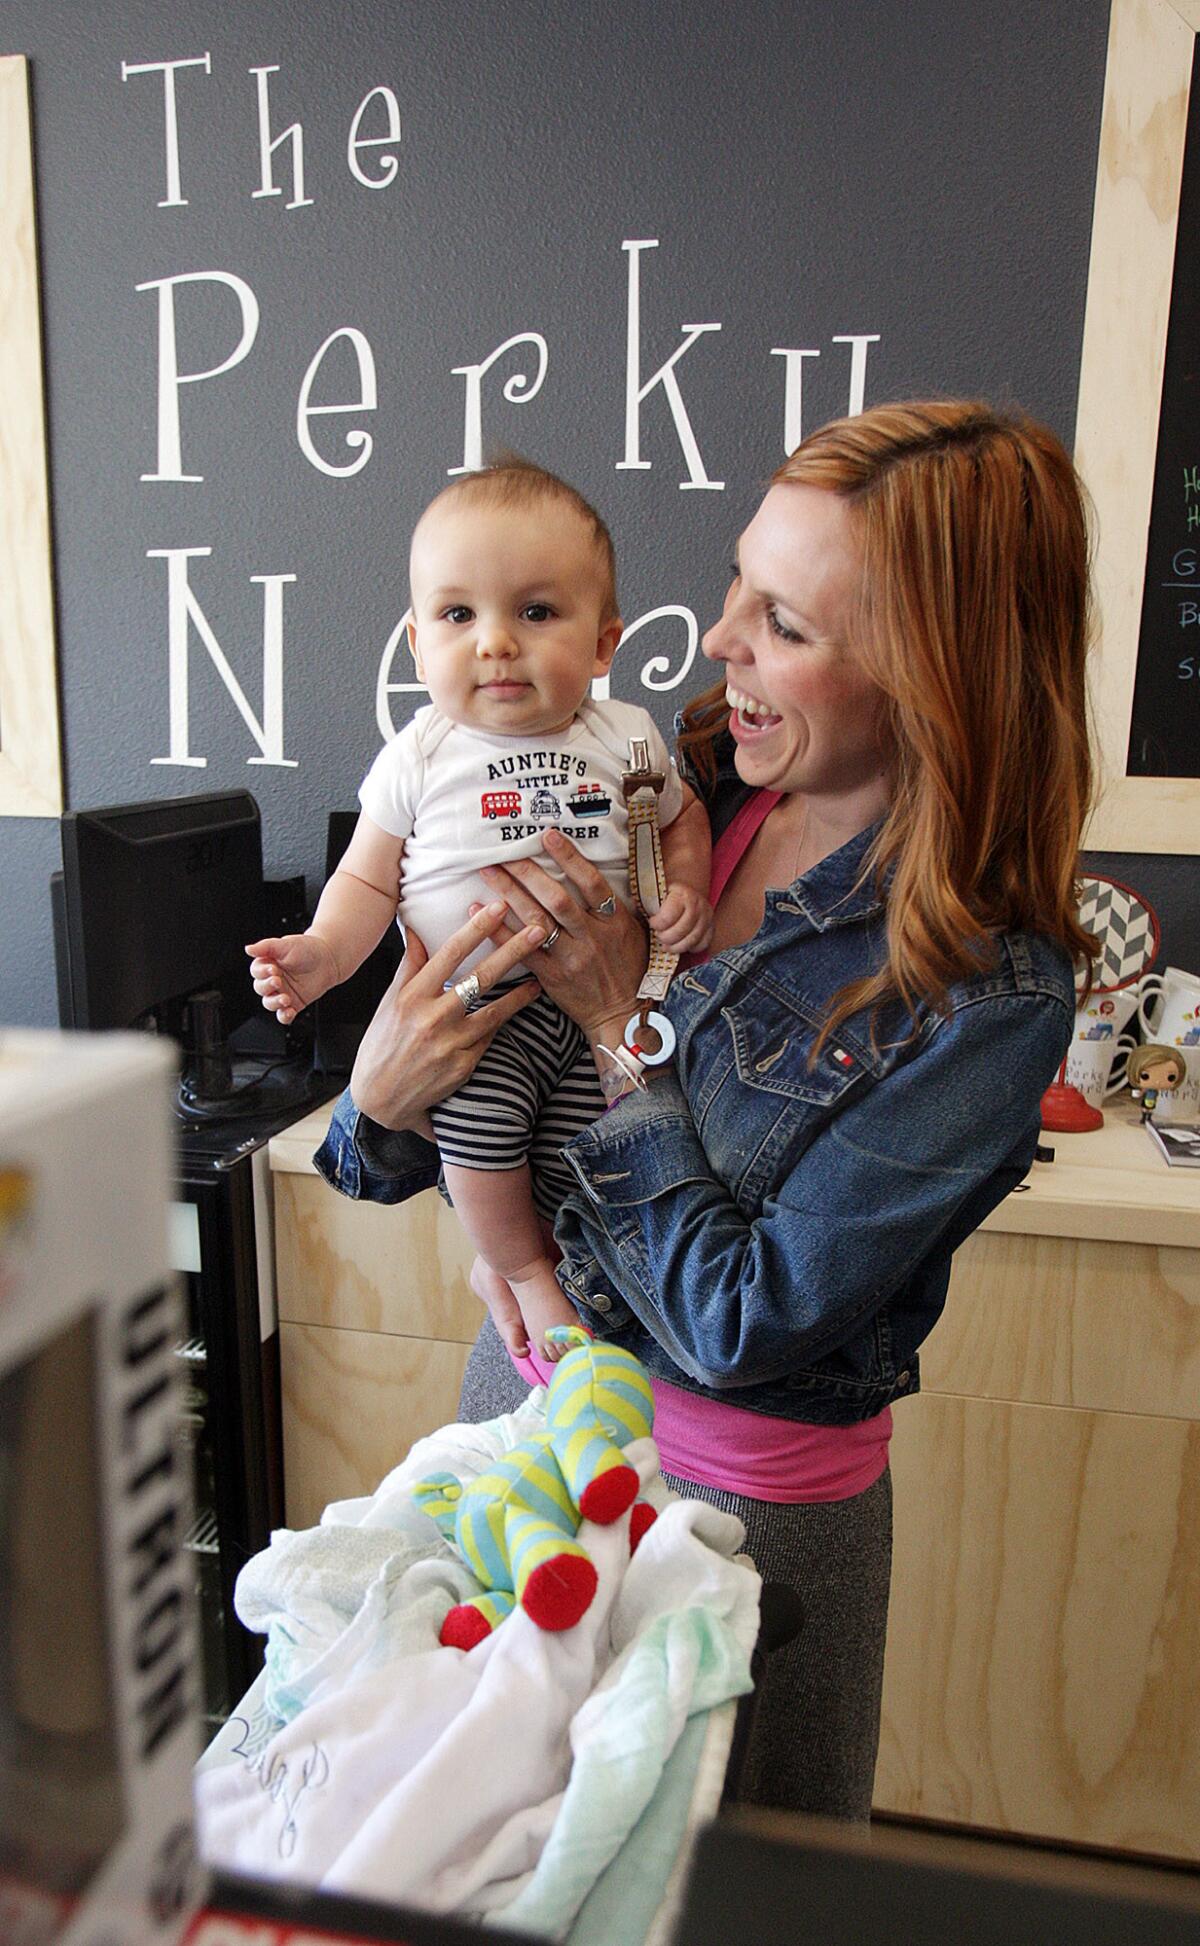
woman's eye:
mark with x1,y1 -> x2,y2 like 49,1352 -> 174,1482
728,562 -> 741,582
443,605 -> 472,624
767,606 -> 804,644
522,603 -> 554,622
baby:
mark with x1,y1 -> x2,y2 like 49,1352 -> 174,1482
247,459 -> 712,1360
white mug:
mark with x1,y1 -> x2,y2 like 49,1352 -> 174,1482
1063,1028 -> 1138,1110
1133,965 -> 1200,1124
1073,985 -> 1142,1040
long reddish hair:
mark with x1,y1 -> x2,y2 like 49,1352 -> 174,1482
679,400 -> 1097,1040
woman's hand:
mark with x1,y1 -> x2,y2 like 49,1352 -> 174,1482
476,828 -> 649,1042
349,901 -> 546,1133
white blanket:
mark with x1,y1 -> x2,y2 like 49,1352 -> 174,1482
194,1401 -> 759,1935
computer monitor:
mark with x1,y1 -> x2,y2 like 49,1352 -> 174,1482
55,791 -> 263,1035
52,790 -> 310,1117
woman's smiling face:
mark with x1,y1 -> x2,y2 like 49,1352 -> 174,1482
701,482 -> 891,803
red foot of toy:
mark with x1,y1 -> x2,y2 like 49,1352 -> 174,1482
629,1501 -> 657,1553
440,1603 -> 493,1651
522,1552 -> 598,1631
578,1464 -> 639,1526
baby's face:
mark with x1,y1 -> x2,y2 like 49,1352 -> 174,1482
407,499 -> 620,737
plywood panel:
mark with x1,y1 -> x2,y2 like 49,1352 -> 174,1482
877,1393 -> 1200,1858
280,1322 -> 473,1529
0,56 -> 61,818
932,1231 -> 1200,1418
274,1174 -> 479,1341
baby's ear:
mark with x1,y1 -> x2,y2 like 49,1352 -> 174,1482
406,614 -> 425,681
593,615 -> 623,676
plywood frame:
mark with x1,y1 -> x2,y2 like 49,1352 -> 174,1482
1076,0 -> 1200,850
0,55 -> 62,818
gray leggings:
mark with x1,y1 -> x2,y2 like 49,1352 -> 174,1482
457,1318 -> 892,1821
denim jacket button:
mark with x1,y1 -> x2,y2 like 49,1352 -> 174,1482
896,1369 -> 911,1388
591,1292 -> 613,1314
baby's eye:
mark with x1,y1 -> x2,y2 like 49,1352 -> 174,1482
522,603 -> 555,622
728,562 -> 741,581
442,605 -> 473,624
767,606 -> 804,644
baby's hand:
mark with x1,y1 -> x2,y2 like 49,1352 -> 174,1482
245,932 -> 340,1025
649,884 -> 715,954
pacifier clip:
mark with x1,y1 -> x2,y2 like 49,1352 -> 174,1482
620,735 -> 679,1071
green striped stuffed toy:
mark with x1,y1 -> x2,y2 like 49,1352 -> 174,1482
412,1325 -> 658,1647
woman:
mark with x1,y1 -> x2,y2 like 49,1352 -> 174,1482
335,401 -> 1095,1819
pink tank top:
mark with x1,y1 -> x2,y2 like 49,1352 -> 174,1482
519,788 -> 891,1502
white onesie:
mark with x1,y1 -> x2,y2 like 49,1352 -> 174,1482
357,696 -> 684,1205
358,697 -> 683,973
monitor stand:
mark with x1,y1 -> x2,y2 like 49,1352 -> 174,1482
176,987 -> 322,1131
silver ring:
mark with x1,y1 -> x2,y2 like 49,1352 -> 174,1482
453,972 -> 482,1012
539,925 -> 562,953
593,895 -> 617,918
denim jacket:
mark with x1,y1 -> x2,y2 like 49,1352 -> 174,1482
551,804 -> 1074,1425
315,745 -> 1074,1426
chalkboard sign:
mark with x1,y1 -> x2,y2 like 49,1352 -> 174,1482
1127,37 -> 1200,779
1074,0 -> 1200,852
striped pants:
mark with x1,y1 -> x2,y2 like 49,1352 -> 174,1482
430,991 -> 606,1218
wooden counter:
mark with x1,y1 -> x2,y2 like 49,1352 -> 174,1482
269,1097 -> 1200,1860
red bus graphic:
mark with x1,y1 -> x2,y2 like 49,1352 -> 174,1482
481,790 -> 523,820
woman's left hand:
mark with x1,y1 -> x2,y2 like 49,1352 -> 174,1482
478,828 -> 649,1037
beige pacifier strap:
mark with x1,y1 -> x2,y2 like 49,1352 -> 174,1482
623,736 -> 679,1016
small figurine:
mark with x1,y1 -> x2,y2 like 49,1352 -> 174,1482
1127,1043 -> 1188,1121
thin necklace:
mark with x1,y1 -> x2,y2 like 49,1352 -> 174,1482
770,797 -> 810,887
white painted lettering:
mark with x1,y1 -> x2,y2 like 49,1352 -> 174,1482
137,270 -> 260,483
449,333 -> 549,476
376,608 -> 424,739
348,86 -> 401,187
250,65 -> 313,209
617,240 -> 723,490
617,604 -> 700,692
148,547 -> 298,768
771,347 -> 821,454
831,332 -> 880,416
120,54 -> 211,208
296,328 -> 377,477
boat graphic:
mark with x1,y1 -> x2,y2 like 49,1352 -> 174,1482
565,782 -> 612,817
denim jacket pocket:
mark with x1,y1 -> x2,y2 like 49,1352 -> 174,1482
783,1306 -> 898,1403
722,977 -> 883,1106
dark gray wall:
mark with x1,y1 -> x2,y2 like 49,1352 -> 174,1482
7,0 -> 1182,1032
